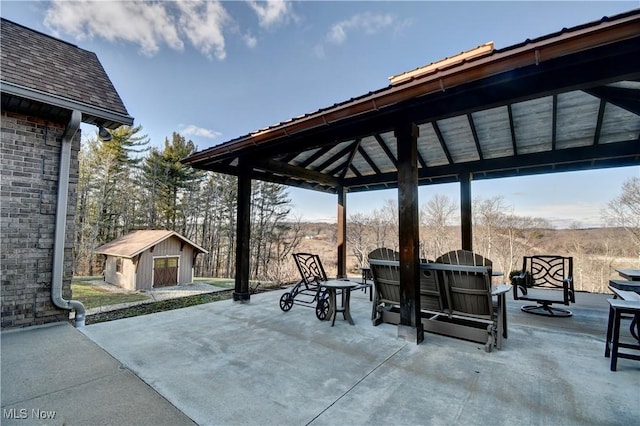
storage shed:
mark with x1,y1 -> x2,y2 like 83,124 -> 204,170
95,230 -> 207,291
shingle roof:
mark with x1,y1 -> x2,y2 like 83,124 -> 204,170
0,18 -> 133,128
94,230 -> 208,258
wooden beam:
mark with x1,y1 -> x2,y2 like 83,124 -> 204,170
395,121 -> 424,344
585,85 -> 640,115
337,187 -> 347,278
252,158 -> 340,188
234,160 -> 251,302
344,139 -> 640,189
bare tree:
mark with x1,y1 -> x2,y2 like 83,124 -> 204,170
347,212 -> 373,269
603,176 -> 640,264
420,194 -> 458,260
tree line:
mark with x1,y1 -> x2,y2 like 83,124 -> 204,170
74,126 -> 300,286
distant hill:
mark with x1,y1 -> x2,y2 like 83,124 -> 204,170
295,222 -> 638,293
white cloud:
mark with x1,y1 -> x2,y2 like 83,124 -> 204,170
247,0 -> 293,28
176,0 -> 230,60
44,0 -> 183,55
326,12 -> 395,45
313,44 -> 326,59
44,0 -> 231,59
244,32 -> 258,49
181,125 -> 222,140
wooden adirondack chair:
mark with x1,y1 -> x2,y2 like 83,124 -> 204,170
433,250 -> 508,351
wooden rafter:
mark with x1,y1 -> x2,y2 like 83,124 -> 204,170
432,121 -> 453,165
467,113 -> 483,161
315,142 -> 358,173
340,138 -> 361,179
374,133 -> 397,168
358,145 -> 382,175
507,104 -> 517,155
552,94 -> 558,151
593,99 -> 606,145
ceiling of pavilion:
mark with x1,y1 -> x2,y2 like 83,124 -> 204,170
183,10 -> 640,194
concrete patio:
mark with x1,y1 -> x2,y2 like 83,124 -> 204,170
2,288 -> 638,425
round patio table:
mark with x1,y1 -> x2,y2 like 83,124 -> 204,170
321,280 -> 359,326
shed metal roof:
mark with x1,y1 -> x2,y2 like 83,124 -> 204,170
95,230 -> 208,259
183,10 -> 640,194
0,18 -> 133,129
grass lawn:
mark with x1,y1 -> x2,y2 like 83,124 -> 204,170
71,279 -> 148,309
71,276 -> 271,324
194,277 -> 235,289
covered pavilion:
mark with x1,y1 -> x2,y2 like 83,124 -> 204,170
183,10 -> 640,343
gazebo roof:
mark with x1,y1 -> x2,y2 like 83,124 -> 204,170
183,10 -> 640,193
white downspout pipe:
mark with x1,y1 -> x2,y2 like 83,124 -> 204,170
52,110 -> 86,327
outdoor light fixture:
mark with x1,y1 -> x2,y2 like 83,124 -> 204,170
97,126 -> 112,142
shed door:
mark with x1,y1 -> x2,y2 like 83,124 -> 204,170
154,257 -> 178,287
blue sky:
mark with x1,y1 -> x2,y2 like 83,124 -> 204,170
2,1 -> 639,227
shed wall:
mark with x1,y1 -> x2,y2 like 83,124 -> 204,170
1,111 -> 78,329
103,256 -> 136,291
136,236 -> 196,290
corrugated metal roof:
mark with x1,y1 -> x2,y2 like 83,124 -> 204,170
182,9 -> 639,194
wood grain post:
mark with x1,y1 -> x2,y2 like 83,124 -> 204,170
395,121 -> 424,344
234,160 -> 251,302
337,186 -> 347,278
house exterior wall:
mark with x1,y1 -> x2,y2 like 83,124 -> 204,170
1,111 -> 79,329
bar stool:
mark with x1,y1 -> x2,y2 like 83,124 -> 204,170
604,298 -> 640,371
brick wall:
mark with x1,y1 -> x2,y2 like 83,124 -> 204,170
1,110 -> 79,329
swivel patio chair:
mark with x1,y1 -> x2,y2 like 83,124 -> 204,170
512,255 -> 575,317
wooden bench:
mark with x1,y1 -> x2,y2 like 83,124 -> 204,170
369,258 -> 509,352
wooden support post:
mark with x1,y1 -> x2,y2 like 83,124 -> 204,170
234,162 -> 251,302
395,121 -> 424,344
460,173 -> 473,251
337,186 -> 347,278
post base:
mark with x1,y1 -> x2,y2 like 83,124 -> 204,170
398,323 -> 424,344
233,292 -> 251,303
